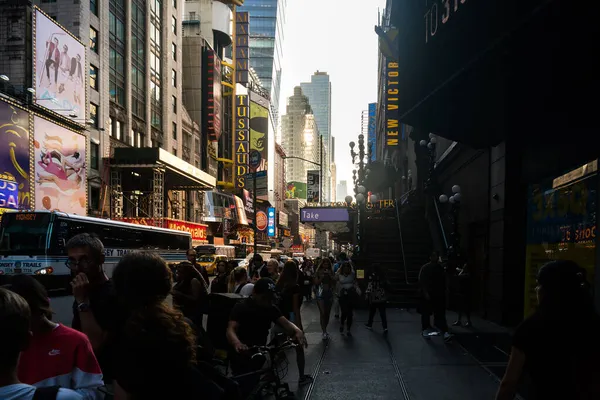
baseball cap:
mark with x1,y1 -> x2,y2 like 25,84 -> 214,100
253,278 -> 277,295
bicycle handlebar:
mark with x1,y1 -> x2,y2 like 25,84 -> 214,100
246,340 -> 298,355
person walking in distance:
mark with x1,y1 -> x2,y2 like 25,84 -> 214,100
364,264 -> 389,334
187,248 -> 209,285
336,262 -> 360,336
67,233 -> 122,382
314,258 -> 335,340
419,251 -> 453,342
172,261 -> 208,326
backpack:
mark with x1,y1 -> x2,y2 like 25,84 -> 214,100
33,387 -> 60,400
234,282 -> 247,294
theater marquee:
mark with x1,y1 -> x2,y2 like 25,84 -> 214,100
235,94 -> 250,188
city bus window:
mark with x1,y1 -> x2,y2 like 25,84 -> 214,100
0,213 -> 50,255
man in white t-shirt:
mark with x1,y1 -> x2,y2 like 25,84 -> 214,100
0,288 -> 82,400
232,267 -> 254,297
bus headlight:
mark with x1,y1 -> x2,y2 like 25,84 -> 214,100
34,267 -> 54,275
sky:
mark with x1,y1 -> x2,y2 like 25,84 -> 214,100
278,0 -> 386,199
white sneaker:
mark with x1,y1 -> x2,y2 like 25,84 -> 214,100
443,332 -> 454,342
422,329 -> 432,339
322,332 -> 330,341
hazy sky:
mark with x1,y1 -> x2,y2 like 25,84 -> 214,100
278,0 -> 386,198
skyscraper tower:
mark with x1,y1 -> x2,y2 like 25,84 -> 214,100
237,0 -> 287,128
281,87 -> 319,187
301,71 -> 332,200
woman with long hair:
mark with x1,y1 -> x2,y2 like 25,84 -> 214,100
111,251 -> 222,399
496,260 -> 600,400
275,261 -> 313,385
365,264 -> 389,333
336,262 -> 360,336
228,267 -> 254,296
314,258 -> 335,340
210,260 -> 229,294
172,261 -> 207,326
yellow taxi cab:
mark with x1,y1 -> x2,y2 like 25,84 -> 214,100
198,254 -> 228,275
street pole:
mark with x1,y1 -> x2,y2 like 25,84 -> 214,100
253,169 -> 257,257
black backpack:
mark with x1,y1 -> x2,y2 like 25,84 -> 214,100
33,387 -> 60,400
234,282 -> 247,294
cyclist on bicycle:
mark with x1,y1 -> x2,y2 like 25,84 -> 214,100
227,278 -> 307,378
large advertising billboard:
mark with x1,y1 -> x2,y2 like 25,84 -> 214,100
33,8 -> 86,123
0,101 -> 31,215
368,103 -> 376,161
250,101 -> 268,172
235,94 -> 249,188
285,181 -> 306,200
307,170 -> 320,203
33,116 -> 86,214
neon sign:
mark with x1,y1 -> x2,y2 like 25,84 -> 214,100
267,207 -> 276,237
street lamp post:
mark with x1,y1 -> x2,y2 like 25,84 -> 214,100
349,134 -> 369,256
419,133 -> 438,193
439,185 -> 463,260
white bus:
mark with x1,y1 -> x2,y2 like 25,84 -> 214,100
0,211 -> 192,290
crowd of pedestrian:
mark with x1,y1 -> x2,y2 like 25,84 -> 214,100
1,233 -> 599,399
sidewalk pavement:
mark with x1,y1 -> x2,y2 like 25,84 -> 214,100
280,302 -> 527,400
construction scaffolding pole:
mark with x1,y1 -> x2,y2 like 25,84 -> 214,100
152,168 -> 165,227
110,169 -> 123,219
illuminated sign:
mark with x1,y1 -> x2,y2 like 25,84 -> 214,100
368,103 -> 376,161
256,211 -> 267,231
235,94 -> 250,188
0,176 -> 18,211
203,48 -> 222,141
267,207 -> 276,237
235,12 -> 249,84
385,61 -> 399,148
117,218 -> 208,243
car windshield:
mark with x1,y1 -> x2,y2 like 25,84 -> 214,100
198,256 -> 214,263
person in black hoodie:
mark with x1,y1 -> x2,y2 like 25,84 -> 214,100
496,260 -> 600,400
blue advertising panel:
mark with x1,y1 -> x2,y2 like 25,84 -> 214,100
267,207 -> 276,237
300,208 -> 350,223
368,103 -> 376,161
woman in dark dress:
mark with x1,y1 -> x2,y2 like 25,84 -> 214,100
172,261 -> 206,325
209,260 -> 229,294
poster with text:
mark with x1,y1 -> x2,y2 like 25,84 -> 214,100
34,116 -> 86,214
250,101 -> 268,171
307,170 -> 320,202
33,8 -> 86,122
0,101 -> 30,215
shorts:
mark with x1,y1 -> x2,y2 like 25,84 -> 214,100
317,289 -> 334,303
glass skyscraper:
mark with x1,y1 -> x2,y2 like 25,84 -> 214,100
238,0 -> 286,126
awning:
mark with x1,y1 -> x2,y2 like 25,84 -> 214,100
111,147 -> 216,189
393,0 -> 597,148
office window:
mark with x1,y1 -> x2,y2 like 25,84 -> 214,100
172,96 -> 177,113
172,16 -> 177,34
172,122 -> 177,140
90,65 -> 98,90
189,11 -> 196,20
172,147 -> 177,156
116,120 -> 122,141
172,43 -> 176,60
90,142 -> 99,170
90,186 -> 100,211
89,103 -> 98,128
89,27 -> 98,53
90,0 -> 98,15
171,69 -> 176,87
172,0 -> 176,8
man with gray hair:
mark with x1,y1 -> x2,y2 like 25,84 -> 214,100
67,233 -> 120,382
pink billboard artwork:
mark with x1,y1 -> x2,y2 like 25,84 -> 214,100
33,116 -> 87,214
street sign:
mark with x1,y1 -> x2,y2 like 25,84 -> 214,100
244,170 -> 267,179
249,150 -> 262,170
282,238 -> 292,249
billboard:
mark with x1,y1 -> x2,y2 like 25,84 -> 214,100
33,8 -> 86,123
0,101 -> 31,215
235,12 -> 249,84
33,116 -> 86,214
235,94 -> 249,188
250,101 -> 268,171
368,103 -> 376,161
285,181 -> 306,200
203,48 -> 222,141
307,170 -> 320,203
385,61 -> 399,148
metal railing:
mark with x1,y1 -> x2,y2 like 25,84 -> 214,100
432,196 -> 449,249
395,197 -> 409,285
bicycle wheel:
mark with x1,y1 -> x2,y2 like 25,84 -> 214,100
245,381 -> 272,400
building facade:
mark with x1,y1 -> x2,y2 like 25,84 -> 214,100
336,180 -> 348,202
237,0 -> 286,128
301,71 -> 332,201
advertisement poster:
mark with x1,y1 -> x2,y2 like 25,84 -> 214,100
33,116 -> 86,214
250,101 -> 268,171
202,48 -> 222,141
523,172 -> 597,317
307,170 -> 320,202
33,9 -> 86,122
285,181 -> 307,200
0,101 -> 30,215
